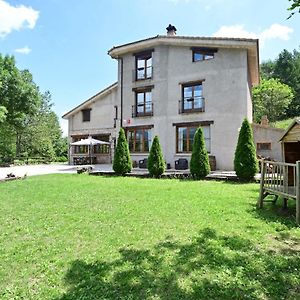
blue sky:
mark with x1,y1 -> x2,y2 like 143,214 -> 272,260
0,0 -> 299,135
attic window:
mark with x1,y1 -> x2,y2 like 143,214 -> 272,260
82,109 -> 91,122
192,47 -> 218,62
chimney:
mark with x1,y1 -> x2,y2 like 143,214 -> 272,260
260,115 -> 269,127
166,24 -> 177,36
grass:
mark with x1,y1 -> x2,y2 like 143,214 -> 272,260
272,117 -> 300,130
0,174 -> 300,299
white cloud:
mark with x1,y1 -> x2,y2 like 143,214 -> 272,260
213,23 -> 293,45
0,0 -> 39,38
15,46 -> 31,54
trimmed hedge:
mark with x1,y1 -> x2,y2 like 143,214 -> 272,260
190,127 -> 210,179
147,136 -> 165,178
113,128 -> 132,175
234,118 -> 258,181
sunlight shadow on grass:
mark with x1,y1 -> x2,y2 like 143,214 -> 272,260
58,228 -> 300,300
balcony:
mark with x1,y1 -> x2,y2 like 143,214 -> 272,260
133,66 -> 153,81
132,102 -> 153,117
178,96 -> 205,114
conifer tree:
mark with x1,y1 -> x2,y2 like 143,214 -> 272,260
113,128 -> 132,175
147,135 -> 165,178
190,127 -> 210,179
234,118 -> 258,181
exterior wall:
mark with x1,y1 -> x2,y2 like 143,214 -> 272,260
67,86 -> 119,164
121,46 -> 251,170
252,124 -> 284,161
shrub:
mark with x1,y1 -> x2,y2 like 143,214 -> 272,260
55,156 -> 68,163
147,136 -> 165,178
234,118 -> 258,181
113,128 -> 132,175
190,127 -> 210,179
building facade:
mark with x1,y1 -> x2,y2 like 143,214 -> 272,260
63,26 -> 259,170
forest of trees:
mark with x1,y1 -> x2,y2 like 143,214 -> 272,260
0,54 -> 67,164
253,47 -> 300,123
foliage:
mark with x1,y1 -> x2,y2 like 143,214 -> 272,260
0,54 -> 67,163
190,127 -> 210,179
288,0 -> 300,18
113,128 -> 132,175
147,135 -> 165,177
0,106 -> 7,123
252,78 -> 294,122
0,174 -> 299,299
272,117 -> 300,129
260,48 -> 300,118
234,119 -> 258,181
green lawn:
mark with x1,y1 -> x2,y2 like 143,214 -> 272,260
0,174 -> 299,299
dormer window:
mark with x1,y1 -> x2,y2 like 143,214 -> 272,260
82,108 -> 91,122
135,50 -> 153,80
192,47 -> 217,62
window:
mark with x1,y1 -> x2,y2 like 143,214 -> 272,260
133,89 -> 153,117
127,127 -> 152,152
257,143 -> 271,151
177,125 -> 210,153
82,109 -> 91,122
114,105 -> 118,128
135,52 -> 152,80
192,47 -> 217,62
181,82 -> 204,113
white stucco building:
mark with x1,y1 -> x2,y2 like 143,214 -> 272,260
63,25 -> 259,170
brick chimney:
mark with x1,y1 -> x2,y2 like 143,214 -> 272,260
260,115 -> 269,126
166,24 -> 177,36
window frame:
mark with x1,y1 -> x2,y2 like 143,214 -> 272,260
176,124 -> 211,153
257,142 -> 272,151
126,126 -> 153,153
134,88 -> 153,117
135,51 -> 153,81
82,108 -> 91,122
181,81 -> 204,113
191,47 -> 217,62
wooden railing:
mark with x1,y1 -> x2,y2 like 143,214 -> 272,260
258,159 -> 300,225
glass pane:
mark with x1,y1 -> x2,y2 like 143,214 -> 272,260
204,53 -> 214,60
146,102 -> 152,112
178,127 -> 187,152
202,126 -> 210,139
128,131 -> 134,151
194,85 -> 202,97
194,97 -> 202,109
194,52 -> 203,61
137,58 -> 145,68
137,93 -> 144,104
189,127 -> 197,151
147,57 -> 152,67
145,92 -> 151,102
184,86 -> 193,99
184,99 -> 192,110
135,130 -> 143,152
137,69 -> 145,79
143,130 -> 151,151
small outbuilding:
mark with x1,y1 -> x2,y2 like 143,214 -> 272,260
280,119 -> 300,164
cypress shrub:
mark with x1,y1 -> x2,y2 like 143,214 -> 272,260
234,118 -> 258,181
147,135 -> 165,178
190,127 -> 210,179
113,128 -> 132,175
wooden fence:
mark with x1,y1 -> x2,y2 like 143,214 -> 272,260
258,159 -> 300,225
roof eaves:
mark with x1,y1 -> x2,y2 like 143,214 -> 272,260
279,118 -> 300,141
62,82 -> 118,119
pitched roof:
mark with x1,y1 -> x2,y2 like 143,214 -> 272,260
62,82 -> 118,119
279,118 -> 300,141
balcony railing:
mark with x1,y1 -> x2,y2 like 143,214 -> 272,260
132,102 -> 153,117
133,66 -> 153,81
178,96 -> 205,114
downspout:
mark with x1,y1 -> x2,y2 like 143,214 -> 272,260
120,57 -> 123,128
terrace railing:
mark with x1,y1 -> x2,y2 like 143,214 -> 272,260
258,159 -> 300,225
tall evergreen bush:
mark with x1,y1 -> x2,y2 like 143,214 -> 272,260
190,127 -> 210,179
147,135 -> 165,178
113,128 -> 132,175
234,118 -> 258,181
